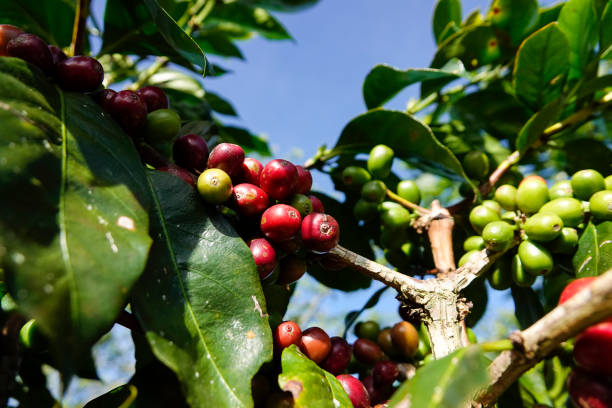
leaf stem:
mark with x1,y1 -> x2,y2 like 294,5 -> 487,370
479,339 -> 513,353
70,0 -> 91,56
386,189 -> 430,215
128,57 -> 169,90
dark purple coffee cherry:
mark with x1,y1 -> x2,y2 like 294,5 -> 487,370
173,133 -> 209,173
373,360 -> 398,386
137,86 -> 169,112
320,336 -> 351,375
56,56 -> 104,92
7,33 -> 53,73
48,45 -> 67,67
108,90 -> 148,132
94,88 -> 116,111
0,25 -> 24,56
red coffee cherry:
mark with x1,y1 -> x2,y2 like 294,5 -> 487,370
320,336 -> 351,375
309,195 -> 325,213
0,24 -> 24,56
240,157 -> 263,186
137,85 -> 169,112
274,321 -> 302,351
277,255 -> 307,285
336,374 -> 371,408
261,204 -> 302,242
95,88 -> 117,111
231,183 -> 269,217
568,369 -> 612,408
574,322 -> 612,377
56,56 -> 104,92
362,375 -> 393,405
260,159 -> 298,200
48,45 -> 67,66
207,143 -> 245,179
299,327 -> 331,363
353,338 -> 384,365
7,33 -> 53,74
173,133 -> 209,173
295,165 -> 313,194
300,213 -> 339,253
373,360 -> 399,386
158,164 -> 194,186
108,90 -> 148,132
248,238 -> 276,280
559,277 -> 597,305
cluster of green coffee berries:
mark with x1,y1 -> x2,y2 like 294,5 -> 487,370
463,169 -> 612,289
339,145 -> 424,271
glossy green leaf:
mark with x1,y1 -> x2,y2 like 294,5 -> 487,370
516,98 -> 564,153
535,2 -> 565,30
0,0 -> 75,48
558,0 -> 599,80
511,287 -> 544,329
601,1 -> 612,56
208,3 -> 291,40
305,192 -> 372,292
488,0 -> 539,45
343,286 -> 389,337
388,345 -> 489,408
101,0 -> 207,72
573,221 -> 612,277
0,58 -> 152,373
335,110 -> 470,181
518,362 -> 553,406
431,24 -> 501,70
278,345 -> 352,408
363,59 -> 465,109
131,171 -> 272,408
193,33 -> 245,59
83,384 -> 138,408
513,23 -> 569,110
433,0 -> 462,43
439,21 -> 461,43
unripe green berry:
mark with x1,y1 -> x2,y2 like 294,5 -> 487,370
396,180 -> 421,204
589,190 -> 612,221
469,205 -> 501,234
571,169 -> 605,200
523,213 -> 563,242
494,184 -> 517,211
381,207 -> 412,230
488,260 -> 512,290
463,151 -> 490,180
549,227 -> 579,254
605,175 -> 612,190
379,201 -> 403,212
145,108 -> 181,143
361,180 -> 387,203
458,250 -> 480,267
549,180 -> 573,199
482,199 -> 502,215
538,197 -> 583,227
518,240 -> 554,276
289,194 -> 313,217
197,168 -> 233,204
353,199 -> 379,221
367,144 -> 394,179
355,321 -> 380,342
516,176 -> 549,214
463,236 -> 486,251
380,227 -> 408,250
482,221 -> 514,251
511,254 -> 536,287
342,166 -> 371,190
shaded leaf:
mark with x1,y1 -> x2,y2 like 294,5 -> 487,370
601,1 -> 612,55
0,58 -> 152,373
305,193 -> 372,292
513,23 -> 569,110
236,0 -> 320,12
536,2 -> 565,30
131,171 -> 273,408
84,384 -> 138,408
217,124 -> 271,156
208,3 -> 291,40
263,283 -> 294,329
0,0 -> 75,48
334,110 -> 470,182
433,0 -> 462,44
101,0 -> 207,72
193,33 -> 245,59
431,24 -> 501,70
464,276 -> 488,327
511,286 -> 544,329
561,138 -> 612,175
573,221 -> 612,277
388,345 -> 489,408
488,0 -> 539,45
518,362 -> 554,406
516,98 -> 564,153
278,345 -> 352,408
205,91 -> 238,116
558,0 -> 599,80
576,74 -> 612,99
343,286 -> 389,337
363,59 -> 465,109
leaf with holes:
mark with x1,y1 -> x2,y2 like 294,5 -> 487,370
131,171 -> 272,408
278,345 -> 352,408
573,221 -> 612,277
0,57 -> 152,374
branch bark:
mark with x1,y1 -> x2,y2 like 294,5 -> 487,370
70,0 -> 91,56
476,267 -> 612,406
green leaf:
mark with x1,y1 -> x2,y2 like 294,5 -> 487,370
576,74 -> 612,99
363,59 -> 465,109
573,221 -> 612,277
516,98 -> 564,153
305,193 -> 372,292
101,0 -> 207,72
0,58 -> 152,373
205,91 -> 238,116
263,283 -> 294,329
511,287 -> 544,330
558,0 -> 599,80
518,362 -> 554,406
343,286 -> 389,337
131,171 -> 272,408
0,0 -> 76,48
236,0 -> 320,12
431,24 -> 501,70
193,33 -> 245,59
278,345 -> 352,408
83,384 -> 138,408
334,110 -> 470,182
513,23 -> 570,110
208,3 -> 291,40
561,139 -> 612,175
488,0 -> 539,45
388,345 -> 489,408
433,0 -> 462,44
600,1 -> 612,55
217,124 -> 271,156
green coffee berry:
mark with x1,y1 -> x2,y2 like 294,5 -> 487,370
523,213 -> 563,242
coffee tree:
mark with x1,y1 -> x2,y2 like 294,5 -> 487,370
1,0 -> 611,407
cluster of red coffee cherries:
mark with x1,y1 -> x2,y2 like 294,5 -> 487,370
558,278 -> 612,407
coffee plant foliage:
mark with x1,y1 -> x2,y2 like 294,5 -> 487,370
0,0 -> 611,407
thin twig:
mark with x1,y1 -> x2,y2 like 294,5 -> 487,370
70,0 -> 91,56
386,189 -> 430,215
